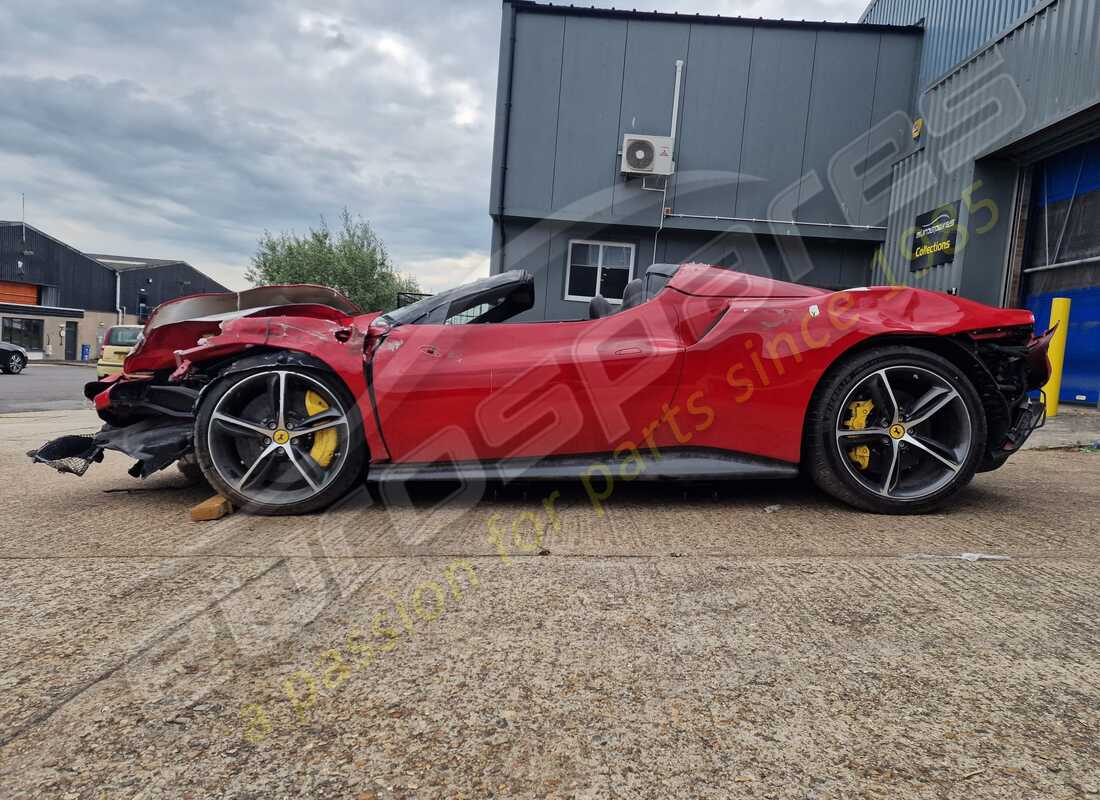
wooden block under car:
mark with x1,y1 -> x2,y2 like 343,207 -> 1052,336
190,494 -> 234,522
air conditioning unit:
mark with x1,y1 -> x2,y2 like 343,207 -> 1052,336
621,134 -> 675,176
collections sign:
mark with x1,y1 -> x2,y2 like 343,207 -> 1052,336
910,201 -> 961,271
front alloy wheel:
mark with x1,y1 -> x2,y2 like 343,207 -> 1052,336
194,366 -> 365,515
807,346 -> 987,514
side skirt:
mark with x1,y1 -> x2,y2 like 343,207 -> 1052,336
367,447 -> 798,484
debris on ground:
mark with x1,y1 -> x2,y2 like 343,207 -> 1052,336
764,504 -> 782,513
190,494 -> 234,522
909,553 -> 1011,562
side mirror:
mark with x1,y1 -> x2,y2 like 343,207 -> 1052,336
364,316 -> 392,358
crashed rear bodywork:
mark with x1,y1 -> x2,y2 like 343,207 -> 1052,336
953,324 -> 1053,471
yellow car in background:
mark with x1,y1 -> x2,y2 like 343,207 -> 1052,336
96,325 -> 144,378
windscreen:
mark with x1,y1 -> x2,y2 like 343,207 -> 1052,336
106,327 -> 142,346
384,270 -> 534,326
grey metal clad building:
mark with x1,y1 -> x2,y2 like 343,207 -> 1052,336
490,1 -> 923,321
861,0 -> 1040,88
490,0 -> 1100,404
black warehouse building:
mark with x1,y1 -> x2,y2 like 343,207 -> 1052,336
0,222 -> 227,362
489,0 -> 1100,405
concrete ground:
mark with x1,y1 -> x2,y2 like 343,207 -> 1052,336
0,410 -> 1098,799
1028,404 -> 1100,450
0,362 -> 95,413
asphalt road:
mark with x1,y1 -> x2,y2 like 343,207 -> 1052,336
0,363 -> 94,413
1,409 -> 1098,799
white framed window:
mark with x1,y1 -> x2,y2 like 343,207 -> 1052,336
564,240 -> 636,303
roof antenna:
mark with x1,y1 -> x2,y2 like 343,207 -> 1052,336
21,192 -> 26,243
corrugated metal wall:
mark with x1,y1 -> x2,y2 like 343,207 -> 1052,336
872,0 -> 1100,302
0,224 -> 228,316
861,0 -> 1041,88
118,263 -> 228,317
0,224 -> 117,312
875,152 -> 974,293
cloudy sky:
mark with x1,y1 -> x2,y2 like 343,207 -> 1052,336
0,0 -> 866,292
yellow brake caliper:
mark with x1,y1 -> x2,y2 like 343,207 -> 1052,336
845,399 -> 874,470
304,390 -> 337,468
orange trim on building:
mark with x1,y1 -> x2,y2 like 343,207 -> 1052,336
0,281 -> 37,305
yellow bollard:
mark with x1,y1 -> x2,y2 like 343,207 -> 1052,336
1042,297 -> 1072,418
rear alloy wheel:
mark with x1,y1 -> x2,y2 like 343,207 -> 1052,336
194,366 -> 365,515
3,353 -> 25,374
806,346 -> 987,514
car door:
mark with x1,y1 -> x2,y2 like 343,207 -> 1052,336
369,321 -> 501,463
482,296 -> 685,457
370,281 -> 685,464
367,277 -> 579,464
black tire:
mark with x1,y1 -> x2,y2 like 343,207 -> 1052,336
176,454 -> 207,485
2,352 -> 25,374
805,345 -> 987,514
194,363 -> 366,515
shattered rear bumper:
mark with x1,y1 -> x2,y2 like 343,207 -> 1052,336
979,396 -> 1046,472
30,419 -> 194,479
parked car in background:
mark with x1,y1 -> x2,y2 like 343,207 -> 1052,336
1,341 -> 27,374
96,325 -> 144,378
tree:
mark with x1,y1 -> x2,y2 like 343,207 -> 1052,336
245,210 -> 420,311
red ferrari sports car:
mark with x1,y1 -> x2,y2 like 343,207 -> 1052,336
31,262 -> 1051,515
